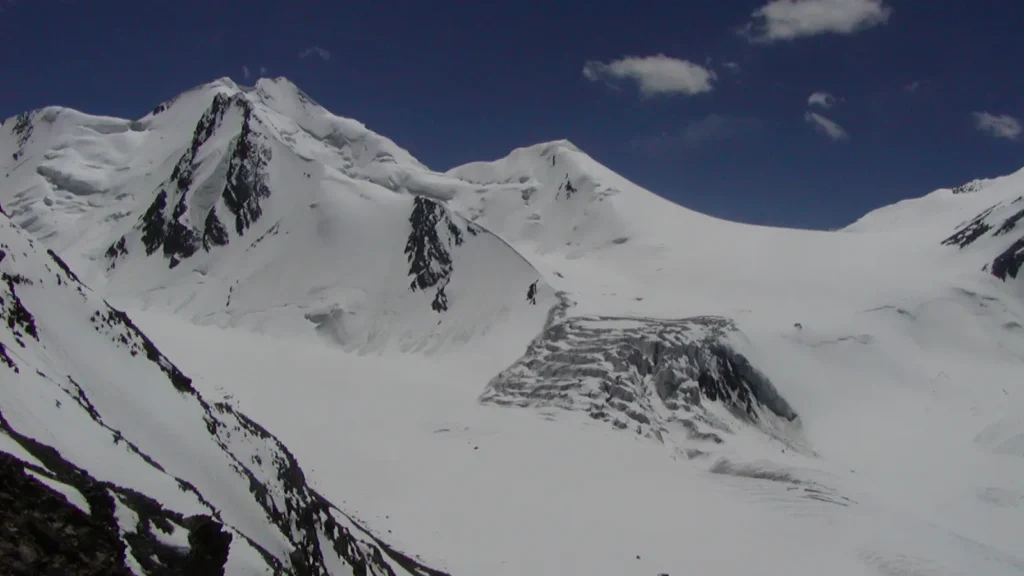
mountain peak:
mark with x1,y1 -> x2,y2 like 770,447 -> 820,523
209,76 -> 240,91
525,138 -> 581,155
253,75 -> 299,90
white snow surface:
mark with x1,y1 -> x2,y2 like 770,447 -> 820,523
3,76 -> 1024,575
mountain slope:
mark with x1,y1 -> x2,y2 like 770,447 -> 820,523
847,166 -> 1024,297
0,204 -> 446,575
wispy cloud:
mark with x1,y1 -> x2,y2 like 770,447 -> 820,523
300,46 -> 332,61
242,65 -> 251,80
259,65 -> 267,76
722,61 -> 741,72
904,81 -> 920,93
973,112 -> 1021,141
632,114 -> 761,154
740,0 -> 892,43
808,91 -> 841,109
804,111 -> 849,141
583,54 -> 716,97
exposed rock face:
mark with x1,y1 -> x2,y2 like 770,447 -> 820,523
992,238 -> 1024,280
952,180 -> 986,195
108,93 -> 273,270
941,195 -> 1024,284
10,112 -> 33,161
405,196 -> 465,313
0,450 -> 134,576
0,438 -> 232,576
482,300 -> 797,451
217,97 -> 273,238
943,204 -> 998,249
2,270 -> 40,348
558,175 -> 577,199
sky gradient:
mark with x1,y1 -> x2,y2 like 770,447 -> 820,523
1,0 -> 1021,229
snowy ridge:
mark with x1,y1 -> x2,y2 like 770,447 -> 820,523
0,205 -> 447,575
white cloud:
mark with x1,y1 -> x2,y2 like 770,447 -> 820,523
259,65 -> 267,76
740,0 -> 892,43
242,66 -> 251,80
583,54 -> 716,97
300,46 -> 332,61
722,61 -> 741,72
808,91 -> 839,109
973,112 -> 1021,141
805,111 -> 849,141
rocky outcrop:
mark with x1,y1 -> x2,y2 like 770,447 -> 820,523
0,431 -> 233,576
0,449 -> 134,576
558,175 -> 577,199
2,269 -> 40,352
108,93 -> 273,270
941,195 -> 1024,284
952,180 -> 986,195
482,305 -> 797,451
156,94 -> 232,263
9,112 -> 33,161
219,98 -> 273,237
405,196 -> 465,312
995,206 -> 1024,237
527,280 -> 538,305
992,238 -> 1024,280
943,203 -> 999,249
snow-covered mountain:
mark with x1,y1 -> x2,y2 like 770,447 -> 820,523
2,77 -> 1024,575
1,78 -> 552,353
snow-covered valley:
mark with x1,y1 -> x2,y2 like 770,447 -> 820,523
2,76 -> 1023,575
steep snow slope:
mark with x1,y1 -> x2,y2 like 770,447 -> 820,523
0,205 -> 447,575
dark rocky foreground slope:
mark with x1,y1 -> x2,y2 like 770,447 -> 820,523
1,204 -> 448,575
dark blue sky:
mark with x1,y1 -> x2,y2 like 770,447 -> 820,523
2,0 -> 1021,229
